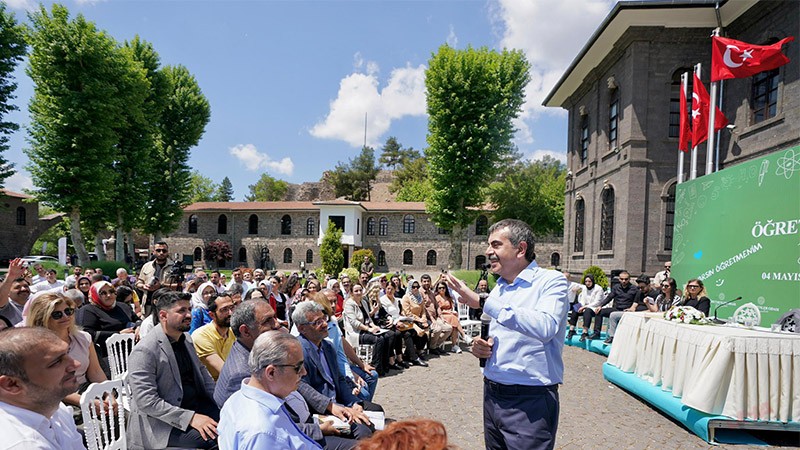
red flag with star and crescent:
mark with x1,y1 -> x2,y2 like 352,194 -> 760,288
711,36 -> 795,82
678,75 -> 691,152
691,73 -> 728,147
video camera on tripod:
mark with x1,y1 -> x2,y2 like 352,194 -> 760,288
165,254 -> 194,290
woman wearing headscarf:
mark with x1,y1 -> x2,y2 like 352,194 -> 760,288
190,281 -> 218,334
77,280 -> 139,363
76,275 -> 92,306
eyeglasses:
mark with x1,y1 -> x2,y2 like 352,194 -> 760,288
51,308 -> 75,320
438,286 -> 446,290
99,290 -> 116,297
687,285 -> 700,289
308,317 -> 328,327
660,284 -> 670,288
411,285 -> 420,289
276,360 -> 305,374
664,265 -> 671,269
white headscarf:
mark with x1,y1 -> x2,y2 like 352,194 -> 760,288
191,281 -> 217,310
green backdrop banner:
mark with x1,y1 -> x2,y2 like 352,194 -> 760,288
672,146 -> 800,325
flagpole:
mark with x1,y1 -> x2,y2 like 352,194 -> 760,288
715,79 -> 725,172
678,72 -> 687,184
706,28 -> 721,176
690,63 -> 701,180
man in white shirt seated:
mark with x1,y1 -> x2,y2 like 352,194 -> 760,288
31,269 -> 64,294
218,330 -> 322,449
0,327 -> 85,450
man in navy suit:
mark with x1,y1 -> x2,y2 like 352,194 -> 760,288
292,302 -> 383,413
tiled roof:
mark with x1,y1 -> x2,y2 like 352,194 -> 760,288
184,202 -> 317,212
1,189 -> 32,199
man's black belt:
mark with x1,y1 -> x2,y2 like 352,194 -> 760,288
484,378 -> 558,395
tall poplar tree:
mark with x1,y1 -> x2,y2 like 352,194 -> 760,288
0,5 -> 26,189
142,64 -> 210,241
425,45 -> 529,268
26,5 -> 145,265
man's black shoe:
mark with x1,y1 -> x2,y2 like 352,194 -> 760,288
603,337 -> 614,345
579,333 -> 588,342
399,360 -> 411,369
411,358 -> 429,367
389,363 -> 404,371
588,333 -> 602,340
566,330 -> 576,340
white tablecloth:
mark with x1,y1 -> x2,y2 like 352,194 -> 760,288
607,314 -> 800,422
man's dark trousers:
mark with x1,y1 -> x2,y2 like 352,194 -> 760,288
483,378 -> 559,450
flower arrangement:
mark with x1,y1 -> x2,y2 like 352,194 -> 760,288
664,306 -> 709,325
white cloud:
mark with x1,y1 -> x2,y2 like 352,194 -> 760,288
5,171 -> 33,193
5,0 -> 36,10
75,0 -> 106,5
229,144 -> 294,176
493,0 -> 613,115
526,149 -> 567,165
310,57 -> 426,148
447,24 -> 458,48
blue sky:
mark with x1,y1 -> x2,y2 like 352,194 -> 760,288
4,0 -> 615,200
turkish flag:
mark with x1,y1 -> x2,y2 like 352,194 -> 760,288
679,76 -> 690,152
691,73 -> 728,147
711,36 -> 795,81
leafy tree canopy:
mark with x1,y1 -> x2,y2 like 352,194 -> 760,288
187,170 -> 218,203
329,146 -> 379,201
246,173 -> 289,201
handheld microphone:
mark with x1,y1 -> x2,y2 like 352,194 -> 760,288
712,296 -> 742,324
479,313 -> 491,368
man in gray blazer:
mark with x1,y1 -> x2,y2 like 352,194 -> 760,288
127,291 -> 219,449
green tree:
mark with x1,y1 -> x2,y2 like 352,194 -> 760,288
488,156 -> 566,236
320,220 -> 344,277
379,136 -> 403,169
188,170 -> 217,203
142,64 -> 211,241
213,176 -> 234,202
583,266 -> 609,290
350,248 -> 374,271
329,146 -> 380,201
425,45 -> 530,268
390,155 -> 432,202
0,5 -> 26,189
26,5 -> 142,265
246,173 -> 289,201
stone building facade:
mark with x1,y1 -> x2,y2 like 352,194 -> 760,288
544,0 -> 799,278
164,200 -> 564,273
0,189 -> 63,264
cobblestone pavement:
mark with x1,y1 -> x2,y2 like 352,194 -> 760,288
373,344 -> 798,450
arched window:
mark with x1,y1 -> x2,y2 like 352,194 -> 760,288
281,214 -> 292,235
402,249 -> 413,265
600,187 -> 615,251
669,68 -> 693,137
306,249 -> 313,264
367,217 -> 376,235
377,250 -> 386,267
664,182 -> 676,251
474,255 -> 486,270
608,88 -> 619,150
306,218 -> 315,236
248,214 -> 258,234
551,252 -> 561,268
475,215 -> 488,235
193,247 -> 202,262
217,214 -> 228,234
403,215 -> 415,234
238,247 -> 247,263
574,198 -> 585,253
15,207 -> 26,226
426,250 -> 437,266
188,214 -> 198,234
379,217 -> 388,236
283,248 -> 293,264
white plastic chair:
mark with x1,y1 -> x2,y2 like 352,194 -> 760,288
732,302 -> 761,326
81,379 -> 126,450
357,344 -> 374,364
105,333 -> 135,380
457,302 -> 481,337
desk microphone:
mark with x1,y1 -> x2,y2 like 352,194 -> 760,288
712,296 -> 741,324
479,313 -> 491,368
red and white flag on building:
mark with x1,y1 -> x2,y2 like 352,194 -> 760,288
711,36 -> 795,82
691,73 -> 728,147
679,74 -> 691,152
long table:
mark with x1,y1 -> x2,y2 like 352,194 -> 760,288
607,313 -> 800,423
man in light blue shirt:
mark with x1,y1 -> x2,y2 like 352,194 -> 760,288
218,330 -> 322,449
446,218 -> 568,450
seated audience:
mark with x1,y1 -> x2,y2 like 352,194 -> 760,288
648,277 -> 681,312
680,278 -> 711,316
365,281 -> 404,370
115,285 -> 141,317
190,281 -> 218,333
566,274 -> 605,340
76,276 -> 92,306
343,284 -> 396,376
419,274 -> 453,354
380,283 -> 427,367
0,259 -> 30,325
31,269 -> 64,294
218,331 -> 323,449
127,291 -> 219,449
400,281 -> 432,359
25,292 -> 107,407
434,280 -> 469,352
0,327 -> 85,449
589,271 -> 639,340
192,292 -> 237,380
604,275 -> 658,344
